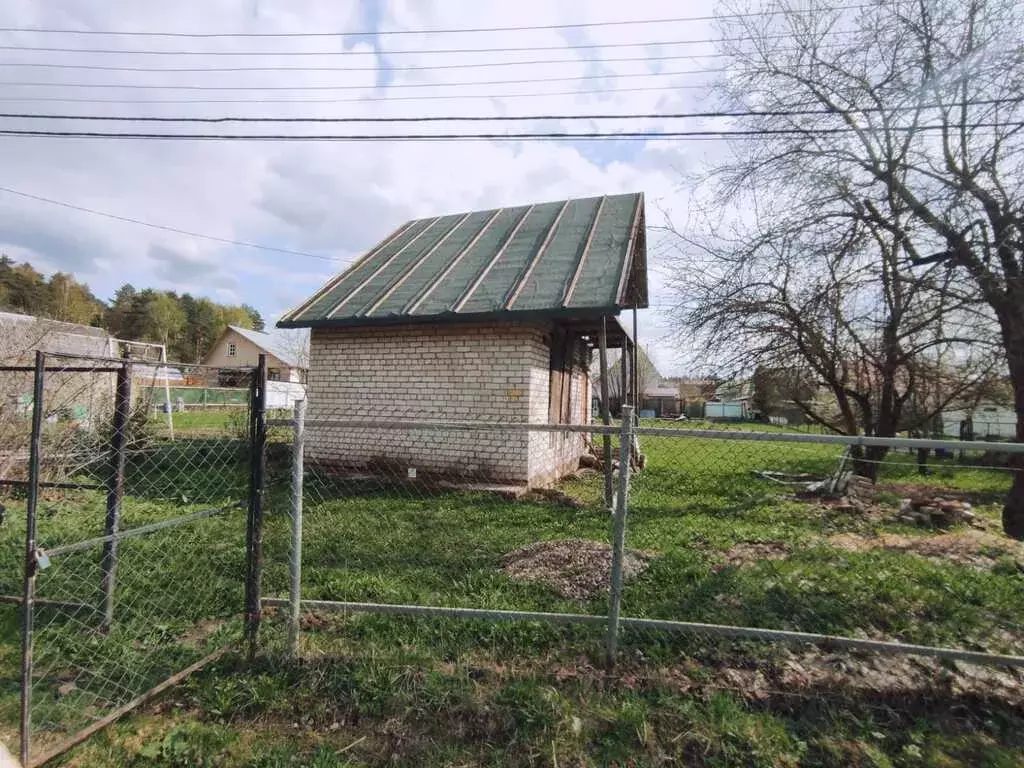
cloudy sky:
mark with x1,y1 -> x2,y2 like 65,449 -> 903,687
0,0 -> 740,375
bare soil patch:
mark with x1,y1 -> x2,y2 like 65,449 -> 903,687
828,530 -> 1024,569
715,541 -> 792,570
501,539 -> 650,599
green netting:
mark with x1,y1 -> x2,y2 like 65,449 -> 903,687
295,217 -> 433,321
459,201 -> 564,314
371,208 -> 497,317
412,206 -> 531,316
566,194 -> 639,309
512,196 -> 603,311
145,387 -> 248,407
347,213 -> 468,317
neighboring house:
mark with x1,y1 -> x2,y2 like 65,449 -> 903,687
279,192 -> 648,486
705,379 -> 754,420
641,382 -> 681,418
203,325 -> 308,410
941,402 -> 1017,440
204,325 -> 307,383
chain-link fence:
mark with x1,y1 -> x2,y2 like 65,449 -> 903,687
255,403 -> 1024,762
0,352 -> 261,766
3,351 -> 1023,763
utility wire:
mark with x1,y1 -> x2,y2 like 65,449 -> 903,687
0,35 -> 855,64
0,5 -> 875,38
0,32 -> 854,57
0,84 -> 717,105
0,100 -> 1015,123
0,184 -> 340,261
0,51 -> 759,74
0,124 -> 1016,141
0,69 -> 723,91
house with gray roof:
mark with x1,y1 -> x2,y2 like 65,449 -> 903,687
203,325 -> 307,384
279,192 -> 648,486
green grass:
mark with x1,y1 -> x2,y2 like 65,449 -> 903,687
2,423 -> 1023,765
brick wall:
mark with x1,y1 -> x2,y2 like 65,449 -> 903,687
306,321 -> 592,485
307,321 -> 580,484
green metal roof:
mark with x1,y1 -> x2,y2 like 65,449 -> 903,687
278,192 -> 647,329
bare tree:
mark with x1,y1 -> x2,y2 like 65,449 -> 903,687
672,193 -> 1002,476
595,348 -> 660,412
674,0 -> 1024,535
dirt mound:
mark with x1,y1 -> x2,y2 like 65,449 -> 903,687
501,539 -> 650,599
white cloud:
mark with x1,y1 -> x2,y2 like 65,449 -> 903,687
0,0 -> 737,372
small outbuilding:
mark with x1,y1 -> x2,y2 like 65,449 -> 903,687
278,192 -> 648,486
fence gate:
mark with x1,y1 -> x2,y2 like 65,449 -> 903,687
4,351 -> 264,767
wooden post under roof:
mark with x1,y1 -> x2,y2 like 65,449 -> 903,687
620,340 -> 629,412
626,309 -> 634,421
599,316 -> 613,508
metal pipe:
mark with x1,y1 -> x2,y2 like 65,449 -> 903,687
100,353 -> 132,633
0,596 -> 91,610
266,417 -> 1024,455
0,366 -> 122,373
616,616 -> 1024,668
19,350 -> 45,767
631,427 -> 1024,454
606,405 -> 633,669
28,645 -> 229,768
245,354 -> 268,661
259,598 -> 1024,669
288,399 -> 307,657
266,418 -> 621,435
46,503 -> 243,558
0,479 -> 105,491
160,344 -> 174,441
260,598 -> 607,627
598,316 -> 613,509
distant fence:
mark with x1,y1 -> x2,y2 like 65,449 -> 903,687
144,381 -> 305,411
144,385 -> 248,409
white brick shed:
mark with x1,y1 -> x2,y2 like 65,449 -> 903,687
279,192 -> 648,486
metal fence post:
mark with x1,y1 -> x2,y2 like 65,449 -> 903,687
245,354 -> 268,661
288,398 -> 307,657
19,350 -> 46,766
606,405 -> 633,670
100,352 -> 132,633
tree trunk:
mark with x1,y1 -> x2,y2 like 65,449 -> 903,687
1003,367 -> 1024,540
851,445 -> 887,481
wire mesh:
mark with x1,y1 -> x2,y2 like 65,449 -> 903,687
0,354 -> 259,763
259,406 -> 1024,761
259,403 -> 626,671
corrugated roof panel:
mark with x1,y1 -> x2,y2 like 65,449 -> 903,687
369,208 -> 497,317
410,205 -> 531,316
510,195 -> 603,311
341,213 -> 467,317
278,192 -> 646,328
566,193 -> 640,309
459,200 -> 565,314
292,217 -> 433,322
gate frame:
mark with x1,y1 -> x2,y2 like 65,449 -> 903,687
15,352 -> 268,767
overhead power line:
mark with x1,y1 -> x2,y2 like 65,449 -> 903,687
0,69 -> 723,92
0,100 -> 1015,123
0,52 -> 741,74
0,5 -> 874,38
0,84 -> 714,105
0,34 -> 854,63
0,32 -> 855,58
0,184 -> 340,261
0,124 -> 1016,141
